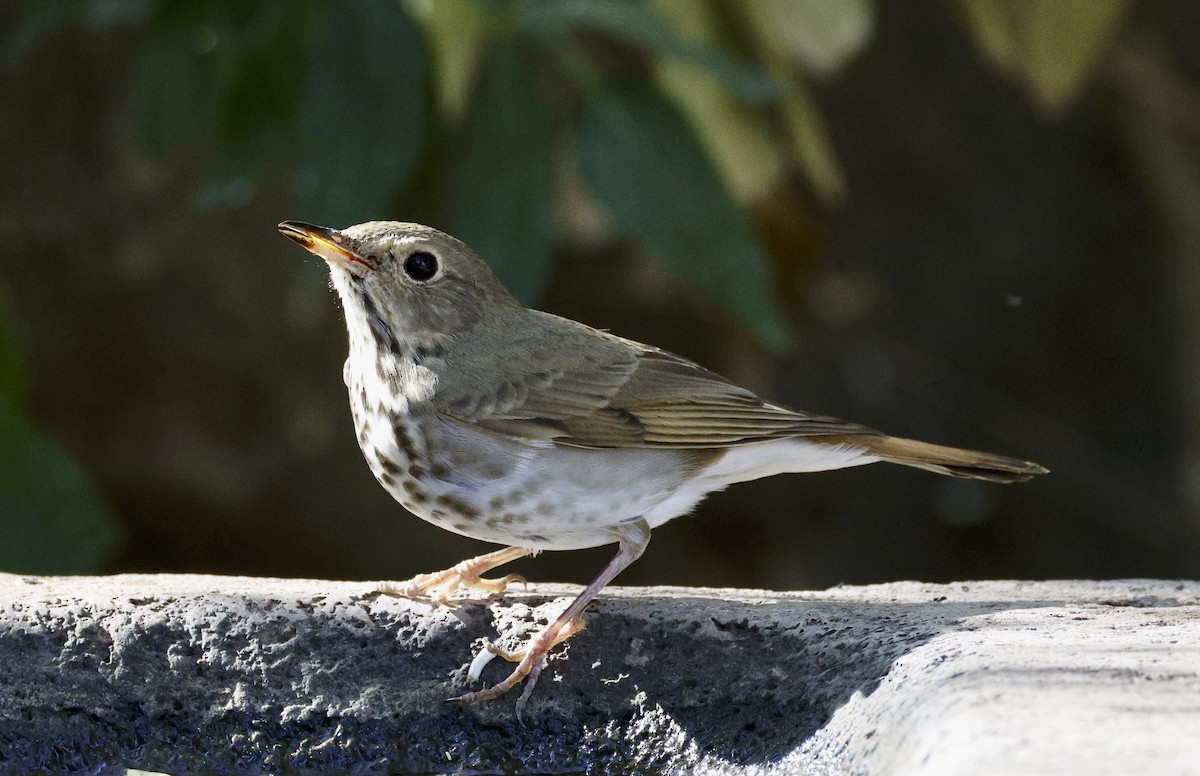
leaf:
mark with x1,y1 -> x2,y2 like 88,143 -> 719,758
956,0 -> 1022,70
217,1 -> 314,150
659,0 -> 847,206
735,0 -> 873,77
0,294 -> 121,573
518,0 -> 778,102
652,0 -> 786,205
135,1 -> 319,196
0,405 -> 123,574
779,78 -> 847,206
194,0 -> 319,209
402,0 -> 492,124
579,84 -> 790,347
450,44 -> 558,303
293,0 -> 428,226
1025,0 -> 1129,111
957,0 -> 1129,113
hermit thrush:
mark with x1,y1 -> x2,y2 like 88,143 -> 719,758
278,220 -> 1046,712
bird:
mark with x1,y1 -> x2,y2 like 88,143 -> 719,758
277,219 -> 1047,713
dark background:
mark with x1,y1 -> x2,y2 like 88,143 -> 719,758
2,0 -> 1198,589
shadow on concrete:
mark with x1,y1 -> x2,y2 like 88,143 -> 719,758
436,592 -> 1076,772
0,575 -> 1093,774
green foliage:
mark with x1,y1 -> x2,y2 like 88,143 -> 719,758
579,84 -> 790,347
956,0 -> 1129,113
0,296 -> 122,574
3,0 -> 1164,577
450,44 -> 558,303
515,0 -> 778,101
293,1 -> 428,225
131,1 -> 324,206
6,0 -> 1136,341
735,0 -> 873,77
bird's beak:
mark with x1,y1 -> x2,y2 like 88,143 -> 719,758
277,221 -> 377,273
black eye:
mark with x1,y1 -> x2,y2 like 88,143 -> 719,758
403,251 -> 438,281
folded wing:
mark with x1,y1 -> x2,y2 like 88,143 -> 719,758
434,312 -> 878,449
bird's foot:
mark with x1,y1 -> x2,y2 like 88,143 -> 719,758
443,523 -> 648,715
448,615 -> 585,716
375,568 -> 525,607
373,546 -> 530,607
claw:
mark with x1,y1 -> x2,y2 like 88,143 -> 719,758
449,614 -> 587,712
446,643 -> 548,709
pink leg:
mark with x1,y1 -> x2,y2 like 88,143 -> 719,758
376,545 -> 533,605
448,519 -> 651,716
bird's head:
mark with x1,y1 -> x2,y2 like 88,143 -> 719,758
278,221 -> 518,350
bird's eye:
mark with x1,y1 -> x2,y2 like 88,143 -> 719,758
403,251 -> 439,281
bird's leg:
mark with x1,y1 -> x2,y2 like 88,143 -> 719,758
449,518 -> 651,716
375,546 -> 532,605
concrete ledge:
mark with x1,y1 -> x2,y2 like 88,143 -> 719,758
0,575 -> 1197,774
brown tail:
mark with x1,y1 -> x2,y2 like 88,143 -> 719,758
859,436 -> 1048,484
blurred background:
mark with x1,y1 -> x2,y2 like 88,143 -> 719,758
2,0 -> 1198,589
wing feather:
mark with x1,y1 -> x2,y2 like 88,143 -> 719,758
434,311 -> 878,448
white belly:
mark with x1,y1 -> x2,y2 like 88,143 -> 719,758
354,375 -> 878,551
641,437 -> 877,529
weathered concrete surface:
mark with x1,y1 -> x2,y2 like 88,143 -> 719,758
0,575 -> 1196,775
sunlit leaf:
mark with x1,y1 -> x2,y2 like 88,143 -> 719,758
1026,0 -> 1128,111
519,0 -> 777,102
956,0 -> 1021,70
735,0 -> 873,77
652,0 -> 785,205
450,44 -> 558,303
403,0 -> 492,124
579,84 -> 790,347
293,1 -> 428,226
779,78 -> 847,206
957,0 -> 1129,113
710,0 -> 851,205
